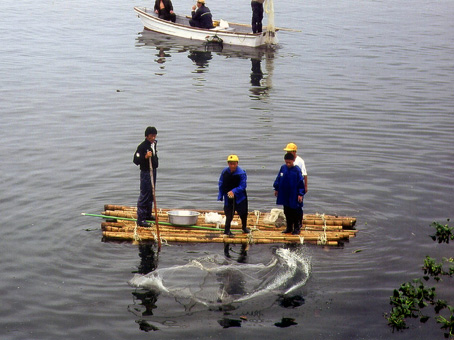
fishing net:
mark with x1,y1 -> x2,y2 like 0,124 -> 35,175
264,0 -> 276,44
129,247 -> 311,313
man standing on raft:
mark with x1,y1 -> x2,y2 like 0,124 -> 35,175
218,155 -> 250,237
283,142 -> 308,194
273,152 -> 305,235
133,126 -> 159,227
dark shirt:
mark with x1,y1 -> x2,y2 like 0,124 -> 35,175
273,165 -> 305,209
218,166 -> 248,205
133,139 -> 159,171
154,0 -> 174,14
191,5 -> 214,29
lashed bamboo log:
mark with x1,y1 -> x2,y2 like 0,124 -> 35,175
101,220 -> 357,234
101,208 -> 356,229
90,204 -> 358,246
102,231 -> 340,245
100,225 -> 355,242
102,204 -> 355,225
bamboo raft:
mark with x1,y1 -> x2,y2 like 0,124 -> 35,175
93,204 -> 358,246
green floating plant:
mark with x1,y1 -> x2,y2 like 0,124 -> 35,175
385,219 -> 454,338
430,219 -> 453,244
435,305 -> 454,339
386,279 -> 434,330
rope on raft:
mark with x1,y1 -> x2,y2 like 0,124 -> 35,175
316,213 -> 328,245
252,210 -> 261,231
160,236 -> 168,246
133,222 -> 142,243
247,231 -> 254,244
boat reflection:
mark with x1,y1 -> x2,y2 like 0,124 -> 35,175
136,30 -> 275,98
187,50 -> 212,70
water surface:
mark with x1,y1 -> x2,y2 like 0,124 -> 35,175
1,0 -> 453,339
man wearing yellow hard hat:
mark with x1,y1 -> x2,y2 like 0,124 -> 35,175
283,142 -> 308,194
273,152 -> 306,235
217,154 -> 250,236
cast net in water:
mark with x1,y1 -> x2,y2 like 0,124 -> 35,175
264,0 -> 276,44
129,246 -> 311,313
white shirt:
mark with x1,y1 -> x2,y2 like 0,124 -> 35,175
295,155 -> 307,176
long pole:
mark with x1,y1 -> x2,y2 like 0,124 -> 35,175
81,213 -> 232,231
183,15 -> 301,32
149,157 -> 161,250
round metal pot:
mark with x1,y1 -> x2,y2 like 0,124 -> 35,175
167,210 -> 200,226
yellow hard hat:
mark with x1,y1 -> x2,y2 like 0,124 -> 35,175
227,154 -> 239,162
283,142 -> 297,152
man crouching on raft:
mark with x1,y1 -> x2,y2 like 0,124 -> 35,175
218,155 -> 250,237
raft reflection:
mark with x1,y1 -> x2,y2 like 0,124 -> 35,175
129,242 -> 160,332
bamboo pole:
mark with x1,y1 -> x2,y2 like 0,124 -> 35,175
93,205 -> 358,246
101,210 -> 356,229
101,205 -> 356,227
101,229 -> 353,241
102,231 -> 341,245
149,157 -> 162,250
99,222 -> 353,235
100,220 -> 351,235
101,219 -> 349,232
183,15 -> 302,32
85,213 -> 232,231
100,223 -> 357,241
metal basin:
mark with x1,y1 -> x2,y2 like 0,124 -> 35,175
167,210 -> 200,226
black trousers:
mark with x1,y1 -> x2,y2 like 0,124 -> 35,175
137,170 -> 156,225
224,198 -> 248,233
283,206 -> 302,233
158,10 -> 176,23
251,2 -> 264,33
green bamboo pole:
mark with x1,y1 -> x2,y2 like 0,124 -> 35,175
82,213 -> 238,232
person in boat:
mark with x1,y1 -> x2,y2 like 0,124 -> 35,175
283,142 -> 308,194
251,0 -> 265,33
133,126 -> 159,227
273,152 -> 305,235
154,0 -> 176,23
189,0 -> 214,29
218,154 -> 250,237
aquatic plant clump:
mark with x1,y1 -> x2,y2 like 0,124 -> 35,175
430,220 -> 454,244
385,219 -> 454,338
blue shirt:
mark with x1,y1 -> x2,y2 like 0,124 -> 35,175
273,164 -> 305,209
218,166 -> 248,206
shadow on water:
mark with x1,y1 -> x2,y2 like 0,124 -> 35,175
129,242 -> 161,332
128,242 -> 309,331
135,30 -> 275,98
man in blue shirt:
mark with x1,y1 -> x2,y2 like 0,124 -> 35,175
218,155 -> 250,236
273,152 -> 305,235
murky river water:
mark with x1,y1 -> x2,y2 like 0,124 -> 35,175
1,0 -> 453,339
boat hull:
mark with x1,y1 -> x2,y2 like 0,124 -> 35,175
134,7 -> 278,48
